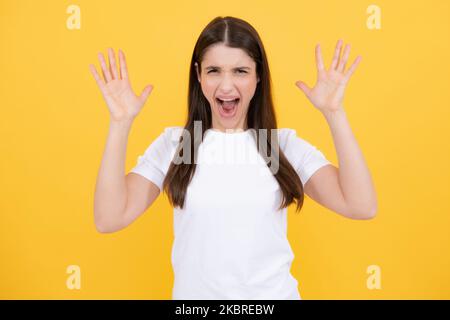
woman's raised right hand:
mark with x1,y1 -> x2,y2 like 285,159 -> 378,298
89,48 -> 153,123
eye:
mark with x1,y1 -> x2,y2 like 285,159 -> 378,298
206,69 -> 248,74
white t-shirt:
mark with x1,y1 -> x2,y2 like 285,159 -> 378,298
130,126 -> 331,300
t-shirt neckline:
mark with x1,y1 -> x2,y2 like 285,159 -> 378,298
206,128 -> 252,136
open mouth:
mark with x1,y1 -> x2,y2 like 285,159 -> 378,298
216,97 -> 240,118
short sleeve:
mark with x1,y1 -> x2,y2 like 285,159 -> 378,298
129,126 -> 183,191
279,128 -> 332,187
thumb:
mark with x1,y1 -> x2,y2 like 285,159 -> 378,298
139,85 -> 153,103
295,81 -> 312,99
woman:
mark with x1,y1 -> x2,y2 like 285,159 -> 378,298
91,16 -> 377,300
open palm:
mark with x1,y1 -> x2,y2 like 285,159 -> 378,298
296,39 -> 362,114
89,48 -> 153,122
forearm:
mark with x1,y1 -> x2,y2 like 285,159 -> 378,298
93,120 -> 133,231
323,107 -> 377,218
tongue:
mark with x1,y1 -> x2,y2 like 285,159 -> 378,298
222,99 -> 237,110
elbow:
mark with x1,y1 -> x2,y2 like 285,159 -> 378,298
359,207 -> 377,220
94,215 -> 122,234
369,204 -> 378,219
348,203 -> 378,220
95,223 -> 114,234
95,223 -> 123,234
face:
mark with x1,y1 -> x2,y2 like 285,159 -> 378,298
195,43 -> 260,132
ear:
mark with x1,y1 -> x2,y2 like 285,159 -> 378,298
194,62 -> 201,83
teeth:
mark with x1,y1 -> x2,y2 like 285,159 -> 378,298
217,97 -> 239,101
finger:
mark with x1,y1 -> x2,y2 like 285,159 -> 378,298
330,39 -> 343,70
315,44 -> 325,72
118,49 -> 129,80
343,55 -> 362,83
295,81 -> 312,99
108,48 -> 119,80
337,43 -> 351,73
98,52 -> 112,82
89,64 -> 106,92
139,85 -> 154,103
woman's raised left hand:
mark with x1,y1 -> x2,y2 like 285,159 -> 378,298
295,39 -> 362,115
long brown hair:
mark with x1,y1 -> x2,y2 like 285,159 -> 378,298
162,16 -> 304,213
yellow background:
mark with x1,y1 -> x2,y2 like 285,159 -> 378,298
1,0 -> 449,299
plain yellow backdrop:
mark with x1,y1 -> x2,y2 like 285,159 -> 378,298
1,0 -> 449,299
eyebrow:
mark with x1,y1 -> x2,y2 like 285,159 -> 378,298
204,66 -> 251,70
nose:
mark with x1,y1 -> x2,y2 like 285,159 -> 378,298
217,72 -> 236,92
